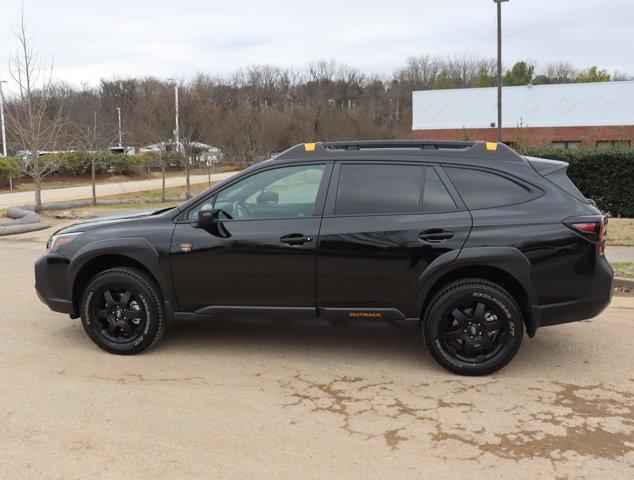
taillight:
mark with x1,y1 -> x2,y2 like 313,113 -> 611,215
571,223 -> 598,234
564,216 -> 607,255
598,217 -> 607,254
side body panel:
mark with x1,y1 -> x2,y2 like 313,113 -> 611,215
170,217 -> 322,312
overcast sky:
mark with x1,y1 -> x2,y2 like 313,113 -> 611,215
0,0 -> 633,88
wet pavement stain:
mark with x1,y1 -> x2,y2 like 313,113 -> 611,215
278,373 -> 634,461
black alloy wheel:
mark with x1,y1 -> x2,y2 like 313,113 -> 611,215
423,278 -> 524,376
438,299 -> 506,363
80,267 -> 166,354
91,287 -> 146,343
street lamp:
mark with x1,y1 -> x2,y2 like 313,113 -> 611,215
494,0 -> 509,143
116,107 -> 122,148
0,79 -> 8,157
167,79 -> 181,153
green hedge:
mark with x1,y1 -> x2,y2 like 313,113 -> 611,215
517,145 -> 634,217
0,157 -> 20,187
39,152 -> 155,176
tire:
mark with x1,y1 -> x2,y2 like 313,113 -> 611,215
80,267 -> 166,355
422,278 -> 523,376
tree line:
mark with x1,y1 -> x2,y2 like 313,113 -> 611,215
1,12 -> 630,210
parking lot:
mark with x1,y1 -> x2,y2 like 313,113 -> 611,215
1,230 -> 632,479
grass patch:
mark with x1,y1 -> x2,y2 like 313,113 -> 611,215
612,262 -> 634,279
607,218 -> 634,246
38,181 -> 218,217
0,164 -> 238,193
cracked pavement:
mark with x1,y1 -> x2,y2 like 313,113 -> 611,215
0,235 -> 632,479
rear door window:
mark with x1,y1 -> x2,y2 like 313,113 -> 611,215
445,167 -> 531,209
335,164 -> 423,215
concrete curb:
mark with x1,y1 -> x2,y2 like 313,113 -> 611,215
614,277 -> 634,289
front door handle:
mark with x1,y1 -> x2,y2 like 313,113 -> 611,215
419,229 -> 454,243
280,233 -> 313,246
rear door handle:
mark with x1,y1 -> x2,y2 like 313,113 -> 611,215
280,233 -> 313,246
419,230 -> 454,243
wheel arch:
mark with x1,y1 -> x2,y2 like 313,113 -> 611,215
415,247 -> 540,337
68,238 -> 174,318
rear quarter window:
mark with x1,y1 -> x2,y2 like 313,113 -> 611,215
445,167 -> 531,209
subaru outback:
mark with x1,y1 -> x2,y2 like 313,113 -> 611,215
35,140 -> 613,375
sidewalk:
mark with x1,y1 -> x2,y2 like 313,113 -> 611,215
606,246 -> 634,263
0,172 -> 237,210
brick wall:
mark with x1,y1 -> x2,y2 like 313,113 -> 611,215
412,125 -> 634,147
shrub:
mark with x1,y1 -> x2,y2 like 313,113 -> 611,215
0,157 -> 20,187
52,152 -> 92,176
104,153 -> 139,175
517,145 -> 634,217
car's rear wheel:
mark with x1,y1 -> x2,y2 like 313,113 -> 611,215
80,267 -> 166,354
423,278 -> 523,375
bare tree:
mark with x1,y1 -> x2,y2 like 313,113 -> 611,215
133,78 -> 173,201
6,9 -> 66,211
71,109 -> 117,205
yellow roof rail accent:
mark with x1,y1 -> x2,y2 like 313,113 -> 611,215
304,143 -> 316,152
486,142 -> 498,151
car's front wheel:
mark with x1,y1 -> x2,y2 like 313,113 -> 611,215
423,278 -> 523,375
80,267 -> 166,354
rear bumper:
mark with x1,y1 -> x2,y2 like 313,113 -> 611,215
537,256 -> 613,328
35,253 -> 75,316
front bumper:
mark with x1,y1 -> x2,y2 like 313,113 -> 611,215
35,253 -> 75,315
538,256 -> 613,328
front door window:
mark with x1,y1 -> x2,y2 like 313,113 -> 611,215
189,164 -> 325,221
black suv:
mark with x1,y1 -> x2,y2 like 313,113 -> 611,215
35,140 -> 613,375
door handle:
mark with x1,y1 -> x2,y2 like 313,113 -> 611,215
280,233 -> 313,246
419,230 -> 454,243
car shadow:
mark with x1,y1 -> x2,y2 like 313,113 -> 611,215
157,318 -> 436,367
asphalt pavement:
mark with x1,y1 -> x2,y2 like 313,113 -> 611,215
0,231 -> 632,479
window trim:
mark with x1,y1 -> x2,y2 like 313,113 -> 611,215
596,140 -> 631,148
551,140 -> 582,150
178,161 -> 333,223
442,164 -> 543,210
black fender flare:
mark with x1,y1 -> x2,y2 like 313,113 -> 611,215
67,238 -> 175,318
413,247 -> 539,336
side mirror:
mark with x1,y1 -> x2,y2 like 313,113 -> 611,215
257,190 -> 279,205
196,203 -> 215,226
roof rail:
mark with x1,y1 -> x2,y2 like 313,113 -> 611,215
322,140 -> 475,151
273,140 -> 524,162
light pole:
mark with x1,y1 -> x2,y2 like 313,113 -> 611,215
116,107 -> 122,148
166,79 -> 181,152
0,79 -> 8,157
494,0 -> 509,143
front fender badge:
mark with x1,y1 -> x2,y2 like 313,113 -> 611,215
179,242 -> 193,253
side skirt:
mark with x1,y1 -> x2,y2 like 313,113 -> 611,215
173,306 -> 418,327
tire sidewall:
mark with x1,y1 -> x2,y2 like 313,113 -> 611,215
424,282 -> 523,375
81,271 -> 161,354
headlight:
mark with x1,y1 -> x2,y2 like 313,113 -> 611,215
47,232 -> 83,252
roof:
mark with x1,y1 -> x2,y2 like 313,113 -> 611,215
139,140 -> 218,153
412,80 -> 634,130
273,140 -> 525,163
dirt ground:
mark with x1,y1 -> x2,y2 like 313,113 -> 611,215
0,229 -> 632,479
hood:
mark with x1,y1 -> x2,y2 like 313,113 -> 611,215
55,208 -> 169,235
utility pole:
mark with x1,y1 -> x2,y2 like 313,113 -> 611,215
494,0 -> 508,143
116,107 -> 122,148
0,79 -> 8,157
